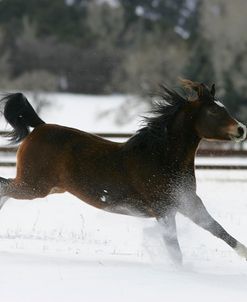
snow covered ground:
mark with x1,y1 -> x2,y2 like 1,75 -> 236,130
0,93 -> 246,302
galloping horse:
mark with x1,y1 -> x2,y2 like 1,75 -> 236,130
0,79 -> 246,264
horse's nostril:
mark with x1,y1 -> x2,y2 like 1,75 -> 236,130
238,126 -> 244,137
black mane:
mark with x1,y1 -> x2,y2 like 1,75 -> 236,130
144,85 -> 187,131
125,85 -> 187,149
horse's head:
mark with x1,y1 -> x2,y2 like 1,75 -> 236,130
181,79 -> 246,142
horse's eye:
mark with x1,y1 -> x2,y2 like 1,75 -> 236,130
208,107 -> 218,115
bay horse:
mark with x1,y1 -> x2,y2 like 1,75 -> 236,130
0,79 -> 247,265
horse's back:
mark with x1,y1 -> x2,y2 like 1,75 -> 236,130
22,123 -> 121,148
15,124 -> 139,207
17,123 -> 123,175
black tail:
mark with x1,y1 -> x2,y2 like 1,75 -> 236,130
1,93 -> 45,143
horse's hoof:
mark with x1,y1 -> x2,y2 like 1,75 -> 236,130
235,243 -> 247,260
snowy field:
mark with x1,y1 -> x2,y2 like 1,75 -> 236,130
0,93 -> 246,302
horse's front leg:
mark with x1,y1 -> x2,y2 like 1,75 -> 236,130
178,194 -> 247,260
157,211 -> 183,266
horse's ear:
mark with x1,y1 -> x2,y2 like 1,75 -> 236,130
179,78 -> 206,97
211,84 -> 216,97
179,78 -> 212,101
179,78 -> 199,92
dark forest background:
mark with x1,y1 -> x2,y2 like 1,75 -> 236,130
0,0 -> 247,120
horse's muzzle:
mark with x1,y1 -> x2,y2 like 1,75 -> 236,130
229,122 -> 247,142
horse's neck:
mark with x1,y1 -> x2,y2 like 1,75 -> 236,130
167,110 -> 200,168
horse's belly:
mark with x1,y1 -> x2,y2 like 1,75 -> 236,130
99,194 -> 152,217
69,185 -> 152,217
102,204 -> 154,217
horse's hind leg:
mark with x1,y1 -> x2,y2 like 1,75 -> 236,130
0,177 -> 52,201
0,175 -> 65,211
0,177 -> 11,209
179,195 -> 247,260
157,212 -> 183,266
